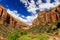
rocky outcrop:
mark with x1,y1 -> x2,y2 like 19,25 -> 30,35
32,5 -> 60,29
0,4 -> 60,30
0,5 -> 30,29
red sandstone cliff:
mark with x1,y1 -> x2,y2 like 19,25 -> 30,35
0,4 -> 60,30
0,5 -> 30,29
32,5 -> 60,29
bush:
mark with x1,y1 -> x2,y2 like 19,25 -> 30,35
29,20 -> 60,34
28,24 -> 48,34
19,34 -> 49,40
57,28 -> 60,35
20,30 -> 27,35
7,31 -> 19,40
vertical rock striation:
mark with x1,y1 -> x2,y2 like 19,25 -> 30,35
0,5 -> 30,29
32,5 -> 60,29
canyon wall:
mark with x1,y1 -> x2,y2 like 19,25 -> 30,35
0,4 -> 60,29
0,5 -> 30,29
32,5 -> 60,29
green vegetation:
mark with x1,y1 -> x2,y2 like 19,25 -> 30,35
6,28 -> 49,40
6,29 -> 49,40
19,34 -> 49,40
28,24 -> 48,34
7,32 -> 19,40
0,20 -> 60,40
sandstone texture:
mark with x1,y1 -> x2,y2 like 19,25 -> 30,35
0,5 -> 30,29
32,5 -> 60,29
0,4 -> 60,29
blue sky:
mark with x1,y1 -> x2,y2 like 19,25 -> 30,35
0,0 -> 32,16
0,0 -> 60,25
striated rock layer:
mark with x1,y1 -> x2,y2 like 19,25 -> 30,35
0,5 -> 30,29
0,4 -> 60,30
32,5 -> 60,29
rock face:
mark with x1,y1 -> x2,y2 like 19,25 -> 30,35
0,5 -> 30,29
32,5 -> 60,28
0,4 -> 60,30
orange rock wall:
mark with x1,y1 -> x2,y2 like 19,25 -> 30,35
32,5 -> 60,27
0,5 -> 30,29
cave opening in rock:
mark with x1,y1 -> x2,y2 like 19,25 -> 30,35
6,14 -> 10,24
0,9 -> 3,17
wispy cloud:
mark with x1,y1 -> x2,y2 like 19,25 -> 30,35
7,9 -> 37,25
20,0 -> 60,25
20,0 -> 60,13
7,0 -> 60,25
46,0 -> 50,3
54,0 -> 60,2
20,0 -> 38,15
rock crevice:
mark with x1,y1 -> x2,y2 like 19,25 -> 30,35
32,5 -> 60,29
0,5 -> 30,29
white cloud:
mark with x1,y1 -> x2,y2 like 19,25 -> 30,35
7,9 -> 20,19
7,0 -> 60,25
27,0 -> 38,14
24,14 -> 37,25
20,0 -> 60,25
54,0 -> 60,2
20,0 -> 38,15
36,0 -> 42,5
46,0 -> 51,3
38,2 -> 60,11
7,9 -> 37,25
37,0 -> 60,11
20,0 -> 29,7
20,0 -> 60,13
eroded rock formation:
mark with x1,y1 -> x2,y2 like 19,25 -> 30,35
32,5 -> 60,29
0,4 -> 60,30
0,5 -> 30,29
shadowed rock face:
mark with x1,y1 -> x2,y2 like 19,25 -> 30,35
0,5 -> 30,29
32,5 -> 60,29
0,4 -> 60,30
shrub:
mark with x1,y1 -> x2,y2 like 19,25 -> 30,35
28,24 -> 49,34
7,31 -> 19,40
20,30 -> 27,35
57,28 -> 60,35
19,34 -> 49,40
34,34 -> 49,40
